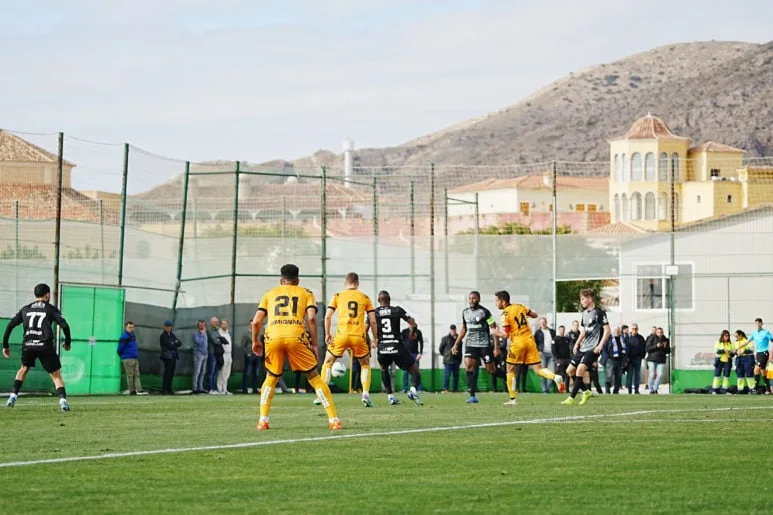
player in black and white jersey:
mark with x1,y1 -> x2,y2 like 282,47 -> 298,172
372,290 -> 423,406
452,291 -> 499,404
561,288 -> 610,406
2,283 -> 73,411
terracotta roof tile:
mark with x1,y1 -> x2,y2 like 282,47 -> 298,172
450,175 -> 607,194
688,141 -> 745,154
0,130 -> 75,166
0,185 -> 117,223
615,114 -> 689,141
588,222 -> 650,235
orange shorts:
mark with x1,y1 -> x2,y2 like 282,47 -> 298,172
263,335 -> 318,376
506,337 -> 541,366
328,334 -> 370,359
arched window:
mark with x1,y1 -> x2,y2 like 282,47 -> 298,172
614,154 -> 621,182
614,193 -> 621,221
658,152 -> 668,182
631,192 -> 643,221
658,193 -> 668,220
645,153 -> 656,181
622,153 -> 628,182
671,153 -> 680,182
621,193 -> 629,222
631,153 -> 643,181
644,192 -> 656,220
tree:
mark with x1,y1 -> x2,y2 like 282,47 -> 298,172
452,222 -> 617,313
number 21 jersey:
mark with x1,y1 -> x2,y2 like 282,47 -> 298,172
258,284 -> 317,340
374,305 -> 411,349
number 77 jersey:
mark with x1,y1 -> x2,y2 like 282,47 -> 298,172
259,284 -> 317,340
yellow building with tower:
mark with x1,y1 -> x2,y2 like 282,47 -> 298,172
608,114 -> 773,229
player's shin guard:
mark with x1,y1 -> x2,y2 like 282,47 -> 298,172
360,365 -> 371,395
538,368 -> 556,381
466,370 -> 476,395
506,372 -> 517,400
308,375 -> 337,421
321,362 -> 333,384
56,387 -> 66,399
410,371 -> 421,390
381,368 -> 393,394
259,375 -> 279,418
12,379 -> 22,395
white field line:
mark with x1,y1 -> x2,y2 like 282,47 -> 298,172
1,406 -> 771,469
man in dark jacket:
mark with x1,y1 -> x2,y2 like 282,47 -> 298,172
439,325 -> 459,393
401,326 -> 424,393
206,317 -> 222,394
645,327 -> 671,394
625,324 -> 646,394
603,326 -> 627,394
534,317 -> 556,393
552,325 -> 572,390
159,320 -> 181,395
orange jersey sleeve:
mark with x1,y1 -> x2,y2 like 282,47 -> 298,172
503,304 -> 532,340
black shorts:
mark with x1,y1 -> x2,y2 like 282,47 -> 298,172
21,345 -> 62,374
755,352 -> 769,369
377,347 -> 415,371
464,346 -> 493,365
570,350 -> 598,368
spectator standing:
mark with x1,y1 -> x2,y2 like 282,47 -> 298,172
552,325 -> 571,390
217,319 -> 233,395
401,325 -> 424,393
734,330 -> 755,394
159,320 -> 181,395
534,317 -> 556,393
439,325 -> 459,393
191,320 -> 208,394
646,327 -> 671,394
643,326 -> 657,390
206,317 -> 221,394
241,320 -> 263,394
117,321 -> 143,395
603,326 -> 626,394
626,324 -> 646,394
712,330 -> 734,395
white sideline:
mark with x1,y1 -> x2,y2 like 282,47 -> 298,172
1,406 -> 771,469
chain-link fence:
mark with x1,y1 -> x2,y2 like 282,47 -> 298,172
2,129 -> 773,393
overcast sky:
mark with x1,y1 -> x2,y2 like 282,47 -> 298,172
1,0 -> 771,193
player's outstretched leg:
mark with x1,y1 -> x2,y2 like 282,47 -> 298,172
465,359 -> 480,403
307,373 -> 341,430
257,374 -> 279,430
532,364 -> 564,393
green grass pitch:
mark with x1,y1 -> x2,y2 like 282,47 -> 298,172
1,392 -> 772,514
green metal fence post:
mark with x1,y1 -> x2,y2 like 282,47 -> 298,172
230,162 -> 241,325
118,143 -> 129,286
410,181 -> 415,294
14,200 -> 19,307
473,192 -> 479,290
53,132 -> 64,306
372,176 -> 378,293
429,163 -> 437,390
444,187 -> 449,295
99,199 -> 105,284
321,166 -> 328,306
171,161 -> 191,318
668,157 -> 677,393
551,160 -> 558,327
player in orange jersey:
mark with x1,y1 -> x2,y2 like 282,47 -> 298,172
251,264 -> 341,431
322,272 -> 378,407
494,290 -> 564,406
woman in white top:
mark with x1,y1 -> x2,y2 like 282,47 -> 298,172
217,319 -> 233,395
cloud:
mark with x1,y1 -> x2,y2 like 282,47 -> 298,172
1,0 -> 771,192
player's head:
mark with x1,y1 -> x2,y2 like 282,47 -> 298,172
34,283 -> 51,301
755,317 -> 763,329
344,272 -> 359,289
735,329 -> 747,340
468,291 -> 481,308
579,288 -> 596,309
280,263 -> 300,285
377,290 -> 391,306
494,290 -> 510,309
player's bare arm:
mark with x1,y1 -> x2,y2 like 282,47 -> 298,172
452,325 -> 466,354
368,311 -> 378,348
527,309 -> 538,318
594,324 -> 611,354
307,306 -> 319,354
324,306 -> 336,345
251,310 -> 265,356
574,327 -> 586,353
2,311 -> 22,358
52,309 -> 72,351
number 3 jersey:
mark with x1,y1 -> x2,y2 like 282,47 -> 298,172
500,303 -> 535,344
5,301 -> 71,348
373,305 -> 412,354
328,289 -> 375,338
258,284 -> 317,340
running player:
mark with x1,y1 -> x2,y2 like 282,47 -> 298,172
3,283 -> 72,411
322,272 -> 377,407
562,288 -> 611,406
452,291 -> 498,404
494,290 -> 563,406
251,264 -> 341,430
373,290 -> 423,406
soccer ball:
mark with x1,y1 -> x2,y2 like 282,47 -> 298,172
331,361 -> 347,378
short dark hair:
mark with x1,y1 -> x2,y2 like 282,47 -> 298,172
736,329 -> 747,339
579,288 -> 596,299
558,325 -> 565,330
494,290 -> 510,303
280,264 -> 300,281
449,324 -> 456,330
125,321 -> 134,327
34,283 -> 50,298
345,272 -> 359,284
378,290 -> 390,300
469,290 -> 480,298
621,324 -> 629,330
755,317 -> 763,324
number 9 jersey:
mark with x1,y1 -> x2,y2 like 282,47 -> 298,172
258,284 -> 317,341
